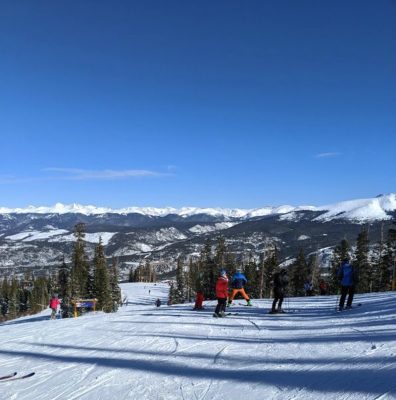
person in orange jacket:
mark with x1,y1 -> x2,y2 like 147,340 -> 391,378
214,269 -> 229,318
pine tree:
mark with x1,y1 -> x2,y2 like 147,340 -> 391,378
308,253 -> 321,295
244,253 -> 259,298
93,238 -> 112,312
109,257 -> 122,311
201,239 -> 217,299
354,228 -> 370,293
174,256 -> 185,303
290,249 -> 308,296
7,278 -> 19,319
261,247 -> 278,298
70,223 -> 89,299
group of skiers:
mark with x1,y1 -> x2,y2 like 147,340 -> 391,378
210,257 -> 358,317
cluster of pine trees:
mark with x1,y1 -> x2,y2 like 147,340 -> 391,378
0,275 -> 50,321
0,222 -> 122,321
166,223 -> 396,304
128,260 -> 156,283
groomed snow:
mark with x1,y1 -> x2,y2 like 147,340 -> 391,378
0,283 -> 395,399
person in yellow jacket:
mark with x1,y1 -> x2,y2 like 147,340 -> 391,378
228,269 -> 251,306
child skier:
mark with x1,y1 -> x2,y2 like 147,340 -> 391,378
155,298 -> 162,307
214,269 -> 229,318
193,291 -> 204,310
228,268 -> 251,306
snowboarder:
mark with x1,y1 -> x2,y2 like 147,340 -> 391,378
155,298 -> 161,307
304,280 -> 313,296
227,268 -> 251,306
214,269 -> 229,318
337,258 -> 358,311
270,269 -> 288,314
193,291 -> 204,310
49,294 -> 61,320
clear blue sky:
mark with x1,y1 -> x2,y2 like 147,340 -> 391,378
0,0 -> 395,208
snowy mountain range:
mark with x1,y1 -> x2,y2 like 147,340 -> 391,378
1,193 -> 396,221
0,194 -> 395,275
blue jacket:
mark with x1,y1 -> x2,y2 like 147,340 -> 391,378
231,272 -> 247,289
337,261 -> 357,287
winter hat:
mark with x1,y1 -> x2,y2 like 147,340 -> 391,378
219,268 -> 227,276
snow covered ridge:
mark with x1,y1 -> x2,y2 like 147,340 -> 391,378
0,193 -> 395,221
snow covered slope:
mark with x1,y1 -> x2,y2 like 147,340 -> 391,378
0,283 -> 395,399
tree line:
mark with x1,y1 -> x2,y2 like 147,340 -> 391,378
0,222 -> 122,321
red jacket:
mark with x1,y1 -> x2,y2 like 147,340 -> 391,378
215,276 -> 229,298
49,298 -> 60,309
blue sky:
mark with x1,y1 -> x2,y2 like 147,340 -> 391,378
0,0 -> 395,208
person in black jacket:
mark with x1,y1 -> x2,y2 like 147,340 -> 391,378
270,269 -> 288,314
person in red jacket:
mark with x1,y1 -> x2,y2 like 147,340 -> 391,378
49,294 -> 61,320
214,269 -> 229,318
193,291 -> 204,310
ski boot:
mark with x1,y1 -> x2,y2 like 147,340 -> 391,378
246,300 -> 252,306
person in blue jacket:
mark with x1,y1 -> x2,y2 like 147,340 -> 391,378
337,258 -> 358,311
227,268 -> 251,306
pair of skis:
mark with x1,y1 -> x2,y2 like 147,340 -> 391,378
0,372 -> 35,382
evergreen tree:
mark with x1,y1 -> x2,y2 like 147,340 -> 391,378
261,247 -> 278,298
290,249 -> 308,296
201,239 -> 217,299
354,228 -> 370,293
93,238 -> 112,312
174,256 -> 185,303
30,277 -> 49,314
70,223 -> 89,299
244,253 -> 259,298
7,278 -> 19,319
109,257 -> 122,311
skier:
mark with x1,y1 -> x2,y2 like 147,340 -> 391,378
213,269 -> 229,318
49,294 -> 61,320
337,258 -> 358,311
193,291 -> 204,310
319,280 -> 328,295
304,280 -> 313,296
227,268 -> 251,306
155,298 -> 161,307
270,269 -> 288,314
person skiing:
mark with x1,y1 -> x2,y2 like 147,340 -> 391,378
49,294 -> 61,320
304,280 -> 313,296
214,269 -> 229,318
270,269 -> 288,314
155,298 -> 161,307
193,291 -> 204,310
319,279 -> 328,295
337,258 -> 358,311
227,268 -> 251,306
